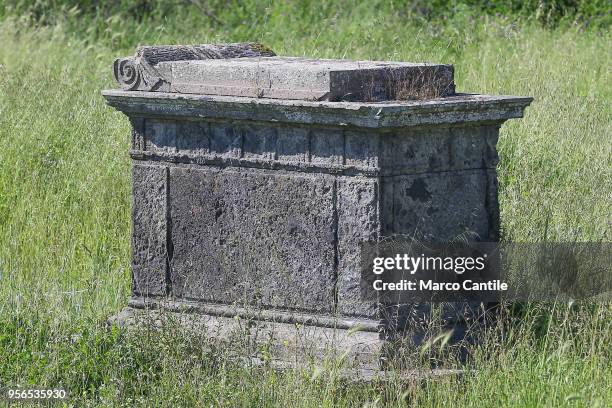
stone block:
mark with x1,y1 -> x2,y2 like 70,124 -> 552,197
448,125 -> 500,169
276,125 -> 309,163
311,128 -> 344,165
169,167 -> 336,312
161,57 -> 455,101
145,119 -> 176,153
380,128 -> 450,174
131,164 -> 168,296
336,178 -> 379,317
210,122 -> 242,158
382,170 -> 495,240
345,130 -> 379,168
241,123 -> 278,160
129,117 -> 145,150
177,121 -> 209,155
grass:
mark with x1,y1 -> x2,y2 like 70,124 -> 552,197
0,3 -> 610,407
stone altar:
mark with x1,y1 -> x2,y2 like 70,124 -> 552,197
103,43 -> 532,368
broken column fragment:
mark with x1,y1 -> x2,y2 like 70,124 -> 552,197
113,43 -> 277,91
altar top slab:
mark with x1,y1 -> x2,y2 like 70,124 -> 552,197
114,53 -> 455,101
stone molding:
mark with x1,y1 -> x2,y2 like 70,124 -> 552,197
124,118 -> 501,177
103,90 -> 532,128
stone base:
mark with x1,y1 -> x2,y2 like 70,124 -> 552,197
109,302 -> 464,382
111,298 -> 383,369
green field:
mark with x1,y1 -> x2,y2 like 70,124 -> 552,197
0,2 -> 610,406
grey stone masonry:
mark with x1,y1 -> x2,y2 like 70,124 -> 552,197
104,46 -> 532,366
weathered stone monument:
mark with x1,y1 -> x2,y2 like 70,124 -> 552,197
104,43 -> 532,369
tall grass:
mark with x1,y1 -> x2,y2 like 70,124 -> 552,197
0,4 -> 610,406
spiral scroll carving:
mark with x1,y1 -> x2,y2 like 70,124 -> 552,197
113,43 -> 276,91
113,57 -> 163,91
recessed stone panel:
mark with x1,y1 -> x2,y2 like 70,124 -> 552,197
131,164 -> 168,296
276,126 -> 309,163
386,170 -> 493,240
177,121 -> 209,155
345,130 -> 379,168
241,123 -> 278,160
381,128 -> 450,174
337,178 -> 379,317
169,167 -> 336,312
449,125 -> 500,169
145,119 -> 176,153
311,128 -> 344,165
210,122 -> 242,158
